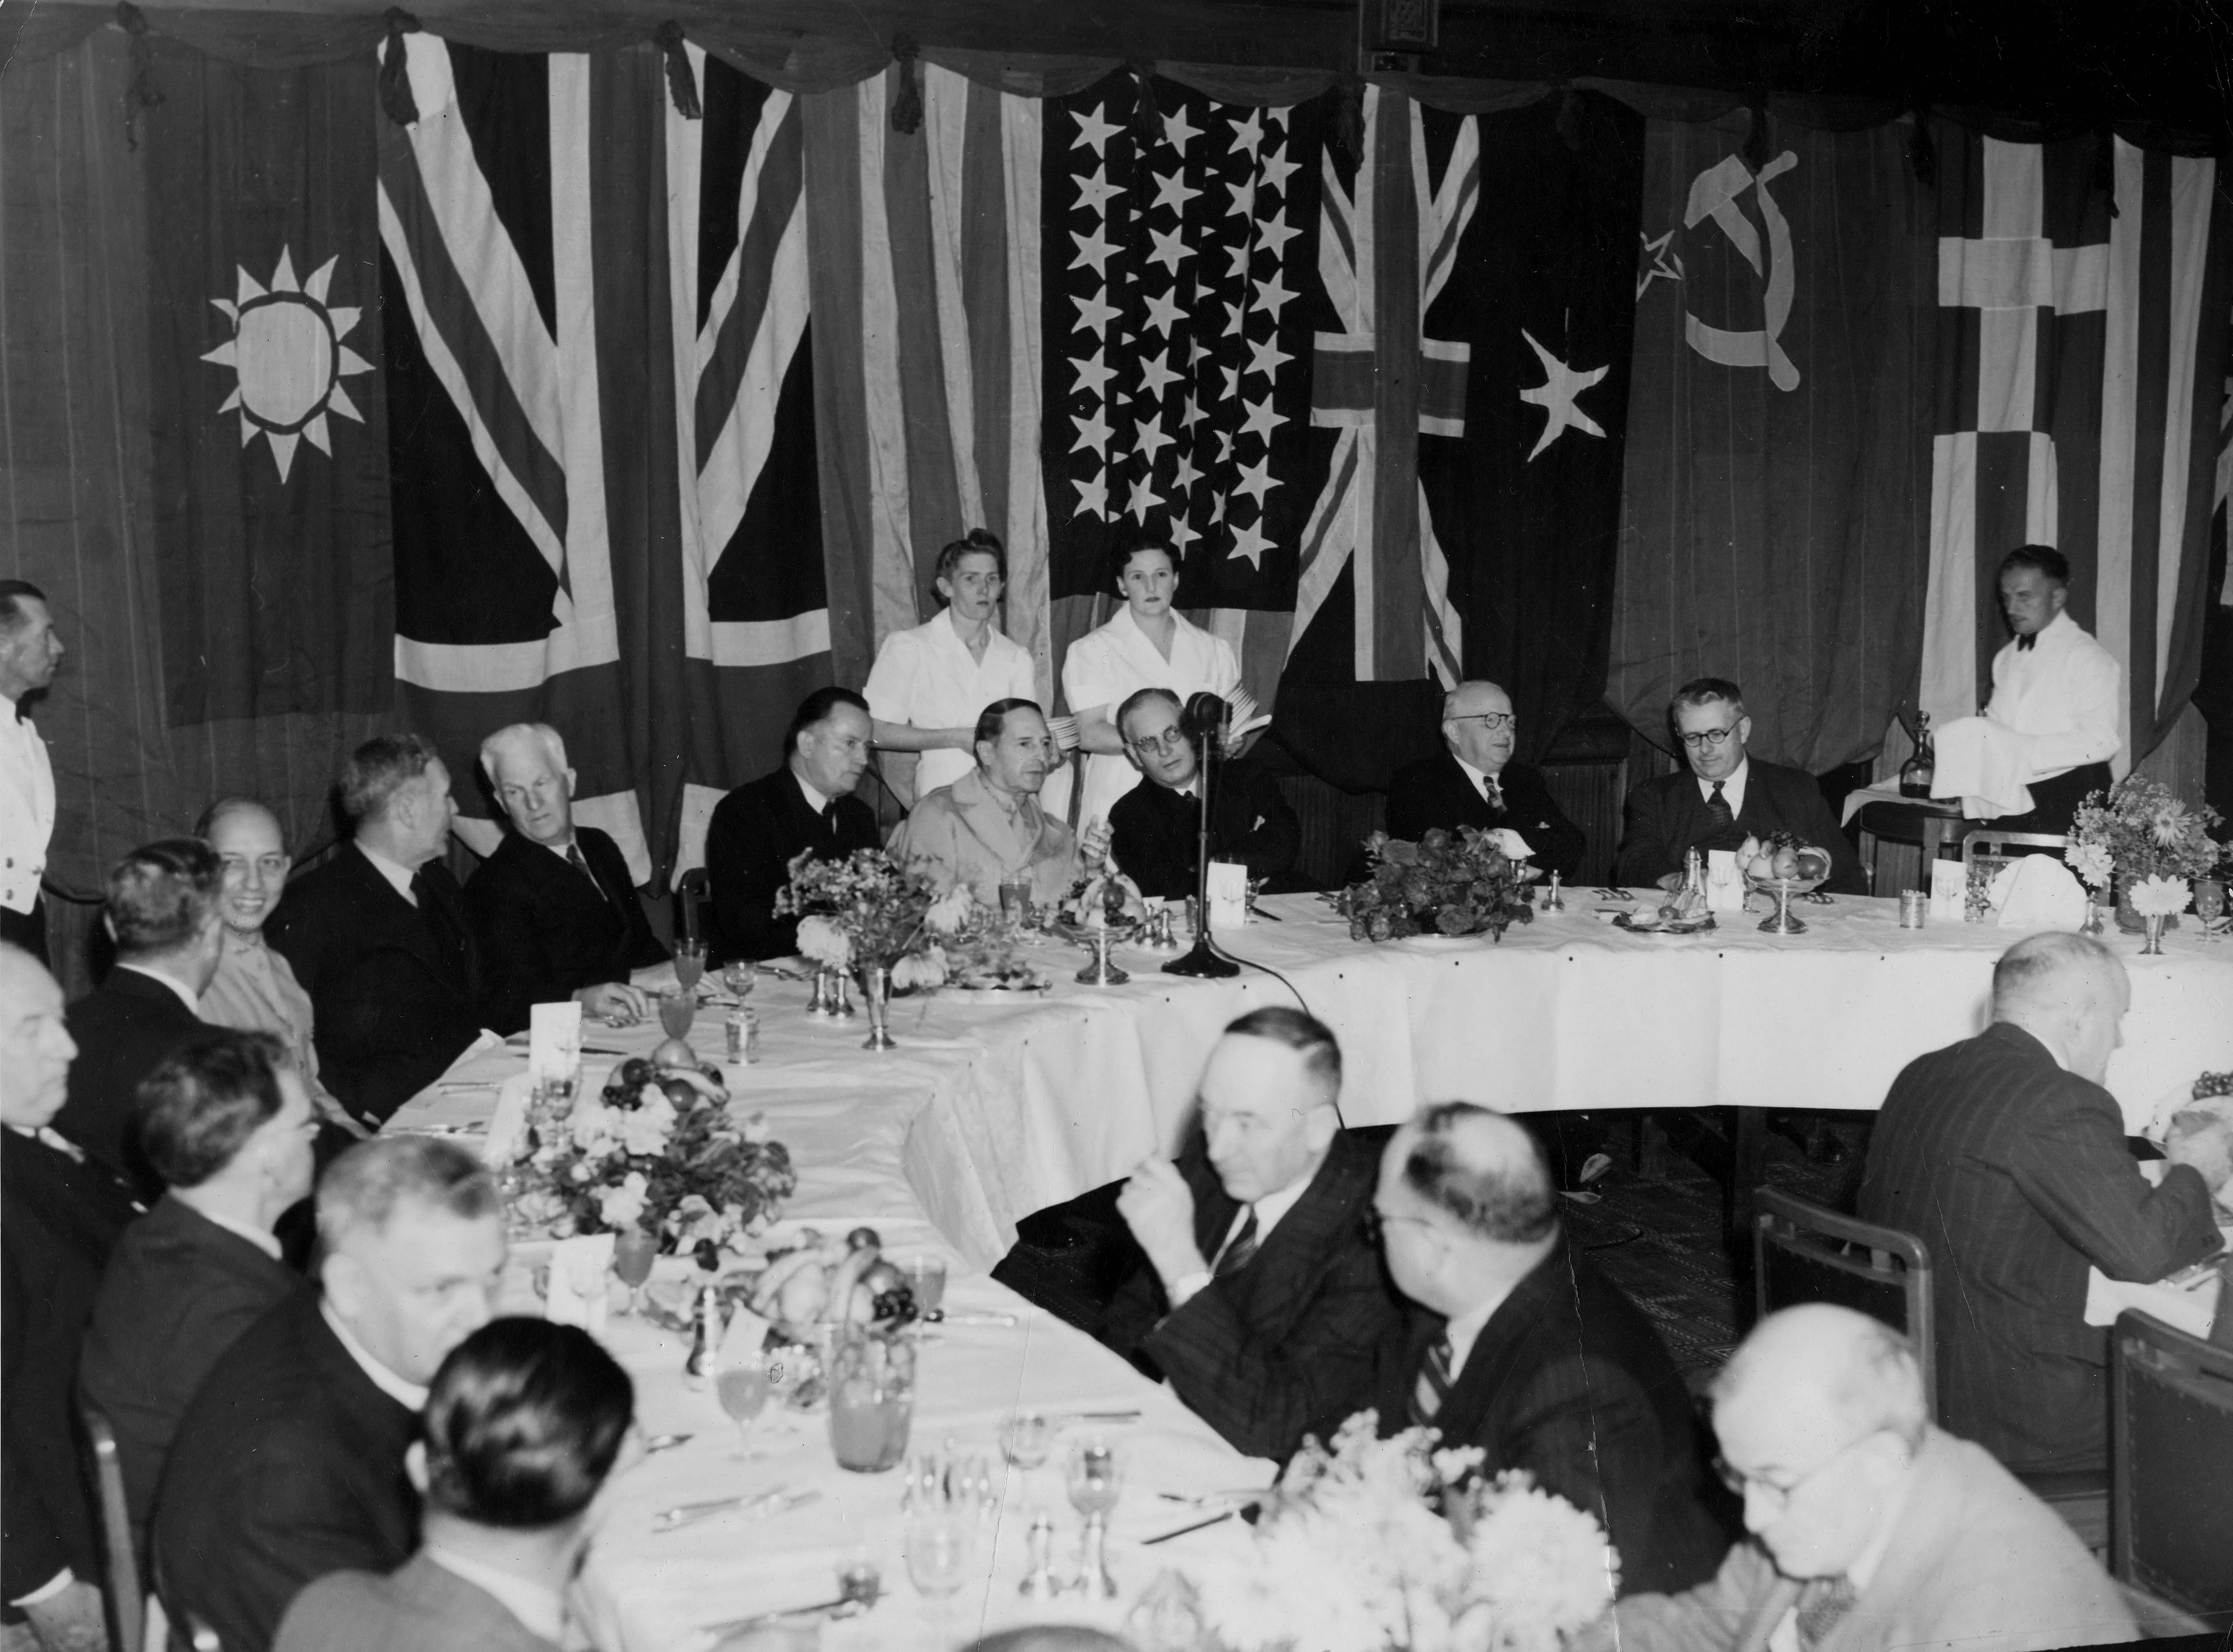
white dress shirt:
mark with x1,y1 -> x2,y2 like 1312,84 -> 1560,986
0,690 -> 55,916
1984,609 -> 2124,779
864,609 -> 1037,798
1697,757 -> 1750,820
1058,607 -> 1240,826
1455,755 -> 1502,806
1166,1158 -> 1320,1309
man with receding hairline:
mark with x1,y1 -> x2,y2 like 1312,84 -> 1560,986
1589,1305 -> 2131,1652
1858,931 -> 2228,1474
888,699 -> 1106,909
1385,680 -> 1585,882
1371,1103 -> 1726,1594
1099,1007 -> 1402,1462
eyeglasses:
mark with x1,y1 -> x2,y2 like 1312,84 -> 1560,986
1713,1429 -> 1885,1511
1678,726 -> 1740,750
1449,713 -> 1516,732
1127,728 -> 1192,760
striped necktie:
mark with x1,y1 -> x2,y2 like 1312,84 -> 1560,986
1211,1207 -> 1259,1278
1707,781 -> 1733,827
1408,1333 -> 1455,1427
1795,1575 -> 1858,1652
1483,773 -> 1504,811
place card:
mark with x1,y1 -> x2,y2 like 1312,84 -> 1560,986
480,1074 -> 533,1168
1929,858 -> 1967,923
1206,859 -> 1249,930
1705,850 -> 1745,912
544,1233 -> 613,1333
528,1000 -> 583,1085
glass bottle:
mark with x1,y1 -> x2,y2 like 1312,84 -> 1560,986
1899,712 -> 1936,798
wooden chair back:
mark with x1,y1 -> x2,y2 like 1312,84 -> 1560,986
2111,1308 -> 2233,1626
77,1402 -> 143,1652
1752,1187 -> 1936,1420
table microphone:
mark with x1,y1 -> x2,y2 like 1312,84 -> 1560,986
1165,693 -> 1241,979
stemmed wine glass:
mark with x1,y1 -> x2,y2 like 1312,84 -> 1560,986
720,960 -> 757,1001
673,938 -> 707,995
713,1343 -> 770,1459
611,1227 -> 657,1317
1065,1438 -> 1123,1598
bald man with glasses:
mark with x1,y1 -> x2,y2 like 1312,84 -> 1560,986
1615,678 -> 1864,895
1385,680 -> 1586,882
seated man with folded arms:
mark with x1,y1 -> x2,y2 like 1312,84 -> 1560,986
1106,688 -> 1300,901
1100,1008 -> 1403,1462
888,699 -> 1105,910
467,723 -> 666,1031
155,1137 -> 506,1652
78,1029 -> 314,1548
1587,1305 -> 2134,1652
275,1318 -> 636,1652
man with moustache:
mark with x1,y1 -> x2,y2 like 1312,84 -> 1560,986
1106,688 -> 1299,901
1385,680 -> 1586,883
888,699 -> 1106,909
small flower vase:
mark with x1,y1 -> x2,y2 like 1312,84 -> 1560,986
861,964 -> 895,1051
2113,872 -> 2177,934
2141,912 -> 2167,956
2079,898 -> 2105,937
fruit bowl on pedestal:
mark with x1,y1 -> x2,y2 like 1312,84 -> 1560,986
1742,870 -> 1829,935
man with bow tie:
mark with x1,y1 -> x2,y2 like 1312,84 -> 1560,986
1385,680 -> 1586,883
1098,1008 -> 1402,1463
0,581 -> 63,965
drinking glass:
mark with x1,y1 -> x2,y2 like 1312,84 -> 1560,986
998,879 -> 1031,927
1065,1439 -> 1123,1598
2195,879 -> 2227,927
673,938 -> 707,995
999,1412 -> 1051,1470
714,1346 -> 771,1458
906,1507 -> 974,1650
828,1329 -> 915,1472
721,960 -> 758,1000
657,989 -> 697,1041
611,1228 -> 658,1317
898,1253 -> 947,1321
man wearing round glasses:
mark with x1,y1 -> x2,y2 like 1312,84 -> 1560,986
1595,1304 -> 2130,1652
1385,680 -> 1585,882
1105,688 -> 1299,900
1614,677 -> 1863,894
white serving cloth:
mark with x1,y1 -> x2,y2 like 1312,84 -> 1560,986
1929,715 -> 2035,818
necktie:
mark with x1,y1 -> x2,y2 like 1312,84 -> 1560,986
1211,1207 -> 1259,1278
1408,1334 -> 1455,1427
1483,773 -> 1504,811
1795,1575 -> 1858,1652
819,802 -> 835,839
1707,781 -> 1733,827
2017,633 -> 2037,652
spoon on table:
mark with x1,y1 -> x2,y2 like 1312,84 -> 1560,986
700,1564 -> 883,1636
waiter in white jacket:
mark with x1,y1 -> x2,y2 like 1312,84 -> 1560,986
1974,544 -> 2123,833
0,581 -> 63,963
864,529 -> 1045,808
1056,542 -> 1240,827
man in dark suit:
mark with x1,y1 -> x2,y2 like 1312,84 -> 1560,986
269,736 -> 503,1127
1,944 -> 146,1648
703,688 -> 880,961
1385,680 -> 1586,883
1372,1103 -> 1728,1595
1857,932 -> 2228,1475
466,722 -> 667,1032
1100,1008 -> 1404,1462
79,1029 -> 313,1542
56,838 -> 225,1196
274,1320 -> 635,1652
155,1136 -> 507,1652
1615,677 -> 1864,894
1107,688 -> 1300,900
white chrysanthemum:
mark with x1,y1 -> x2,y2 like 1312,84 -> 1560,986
2127,874 -> 2192,919
618,1091 -> 677,1157
795,915 -> 852,968
925,887 -> 976,936
569,1101 -> 622,1158
892,947 -> 947,991
1455,1476 -> 1619,1652
2063,841 -> 2114,889
594,1171 -> 648,1231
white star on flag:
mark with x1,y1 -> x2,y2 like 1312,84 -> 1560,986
1072,471 -> 1110,519
1072,288 -> 1120,335
1147,224 -> 1195,275
1174,451 -> 1203,490
1224,241 -> 1252,281
1071,408 -> 1114,456
1226,179 -> 1257,220
1218,364 -> 1241,401
1254,208 -> 1300,259
1517,329 -> 1609,460
1259,143 -> 1299,195
1222,302 -> 1246,341
1140,351 -> 1183,399
1072,104 -> 1123,156
1240,394 -> 1288,442
1134,413 -> 1176,463
1071,226 -> 1119,278
1073,167 -> 1125,214
1181,392 -> 1205,431
1143,287 -> 1184,336
1070,349 -> 1116,399
1126,472 -> 1165,523
1246,335 -> 1292,380
1210,489 -> 1228,524
1251,270 -> 1297,322
1161,105 -> 1204,155
1229,109 -> 1264,156
1233,455 -> 1280,507
1153,168 -> 1202,214
1227,518 -> 1276,568
1214,428 -> 1235,464
1169,515 -> 1202,551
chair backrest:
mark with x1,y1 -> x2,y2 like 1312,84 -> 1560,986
1752,1187 -> 1936,1420
1960,830 -> 2069,863
2110,1308 -> 2233,1615
78,1403 -> 142,1652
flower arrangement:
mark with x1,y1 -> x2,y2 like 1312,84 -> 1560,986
776,847 -> 967,972
1336,828 -> 1536,943
2064,777 -> 2224,890
1186,1412 -> 1617,1652
2125,874 -> 2192,920
511,1059 -> 796,1251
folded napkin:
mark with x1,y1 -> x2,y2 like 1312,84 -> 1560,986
544,1233 -> 614,1332
481,1072 -> 535,1168
1486,827 -> 1534,860
1993,855 -> 2090,930
1931,715 -> 2034,818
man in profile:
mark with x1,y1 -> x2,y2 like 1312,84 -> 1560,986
274,1319 -> 636,1652
888,699 -> 1101,910
79,1030 -> 313,1542
1107,687 -> 1299,901
1370,1103 -> 1727,1595
466,723 -> 665,1030
269,736 -> 499,1125
58,838 -> 224,1194
1591,1305 -> 2133,1652
155,1136 -> 508,1652
1100,1008 -> 1402,1462
1385,680 -> 1585,883
0,579 -> 64,962
1615,677 -> 1863,894
1858,932 -> 2228,1475
703,688 -> 881,962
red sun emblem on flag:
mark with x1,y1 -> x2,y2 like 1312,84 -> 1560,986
203,248 -> 372,483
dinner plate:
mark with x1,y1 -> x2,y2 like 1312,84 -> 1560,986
1613,910 -> 1716,936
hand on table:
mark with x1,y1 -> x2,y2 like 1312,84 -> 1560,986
577,981 -> 650,1025
1118,1154 -> 1207,1291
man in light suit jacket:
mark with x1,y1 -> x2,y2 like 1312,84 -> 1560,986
156,1138 -> 507,1652
1100,1008 -> 1405,1463
274,1319 -> 635,1652
58,838 -> 225,1196
1589,1306 -> 2133,1652
1371,1103 -> 1728,1595
0,580 -> 63,963
888,700 -> 1102,911
1615,678 -> 1864,894
466,723 -> 666,1032
1858,932 -> 2228,1474
269,736 -> 501,1126
1384,680 -> 1586,882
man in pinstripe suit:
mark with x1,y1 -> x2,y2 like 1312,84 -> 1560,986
1857,932 -> 2229,1474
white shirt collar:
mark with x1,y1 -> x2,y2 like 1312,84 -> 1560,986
423,1545 -> 567,1644
1697,756 -> 1750,817
1215,1155 -> 1322,1257
537,834 -> 582,863
322,1300 -> 431,1411
1454,754 -> 1501,799
116,962 -> 200,1016
356,841 -> 423,905
791,768 -> 833,816
1440,1277 -> 1521,1380
2,689 -> 24,725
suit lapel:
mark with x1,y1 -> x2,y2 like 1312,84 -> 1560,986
1434,1241 -> 1568,1446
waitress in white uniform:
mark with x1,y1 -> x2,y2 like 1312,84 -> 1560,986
864,530 -> 1040,806
1059,541 -> 1241,829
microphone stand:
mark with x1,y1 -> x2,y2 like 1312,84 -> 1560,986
1162,712 -> 1240,980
